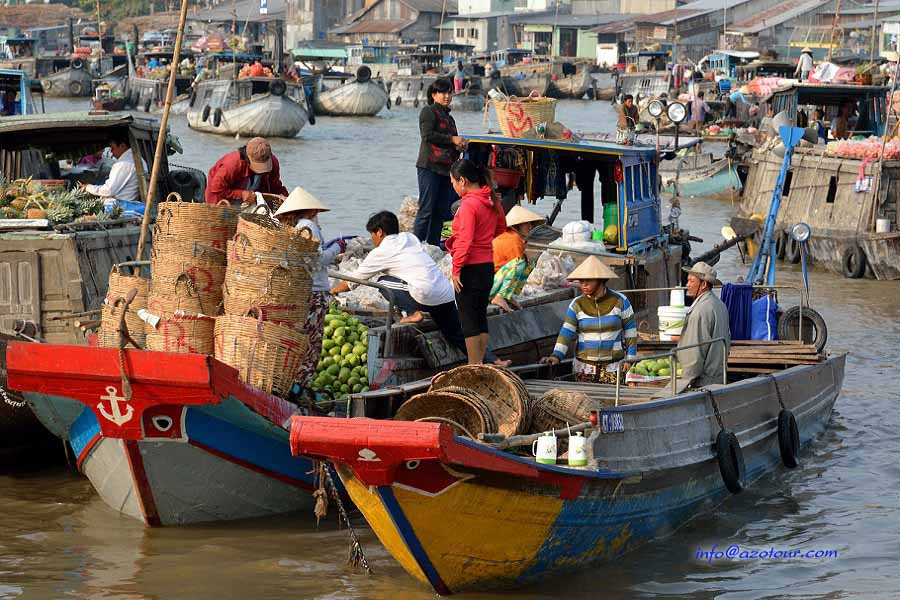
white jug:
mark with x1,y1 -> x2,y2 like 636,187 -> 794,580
532,432 -> 557,465
567,432 -> 588,466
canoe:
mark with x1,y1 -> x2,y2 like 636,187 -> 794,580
5,343 -> 321,525
313,71 -> 388,117
291,352 -> 846,594
661,152 -> 742,198
187,78 -> 311,138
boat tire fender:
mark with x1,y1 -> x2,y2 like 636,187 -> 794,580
356,66 -> 372,83
69,80 -> 84,96
715,429 -> 745,494
784,235 -> 801,264
144,98 -> 152,113
775,230 -> 787,260
413,98 -> 419,108
71,58 -> 84,70
776,306 -> 827,353
777,409 -> 800,468
213,107 -> 223,127
386,96 -> 391,109
395,96 -> 401,106
43,79 -> 52,91
306,91 -> 316,125
841,245 -> 867,279
189,87 -> 196,107
269,79 -> 286,96
201,104 -> 211,122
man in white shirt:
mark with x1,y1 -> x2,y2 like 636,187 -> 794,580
78,132 -> 145,208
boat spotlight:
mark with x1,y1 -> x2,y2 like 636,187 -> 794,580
648,99 -> 665,118
666,101 -> 687,124
791,222 -> 811,243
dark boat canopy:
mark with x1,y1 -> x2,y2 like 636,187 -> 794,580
763,82 -> 889,135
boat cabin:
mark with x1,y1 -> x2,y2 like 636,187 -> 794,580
1,37 -> 36,59
346,44 -> 396,66
0,69 -> 38,116
623,50 -> 668,72
702,50 -> 759,77
762,82 -> 888,137
491,48 -> 533,68
735,60 -> 795,82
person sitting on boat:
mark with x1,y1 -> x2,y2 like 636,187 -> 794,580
813,108 -> 828,143
617,95 -> 639,145
490,205 -> 544,313
831,101 -> 856,140
675,262 -> 731,392
204,137 -> 289,206
273,187 -> 347,393
77,132 -> 146,209
0,90 -> 19,116
540,256 -> 636,384
795,47 -> 814,81
329,210 -> 510,367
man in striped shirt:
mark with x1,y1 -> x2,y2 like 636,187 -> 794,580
541,256 -> 637,383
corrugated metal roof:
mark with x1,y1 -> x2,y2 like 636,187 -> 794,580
188,0 -> 286,23
0,112 -> 135,134
511,12 -> 626,27
730,0 -> 829,34
841,0 -> 900,14
334,19 -> 416,34
402,0 -> 458,11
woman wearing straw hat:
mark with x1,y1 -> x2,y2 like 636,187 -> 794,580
274,187 -> 347,392
490,205 -> 545,314
795,47 -> 814,82
540,256 -> 637,384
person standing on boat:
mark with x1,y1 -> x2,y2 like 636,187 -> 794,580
490,205 -> 544,313
446,158 -> 506,364
205,137 -> 289,206
77,131 -> 146,209
540,256 -> 636,383
416,78 -> 467,246
273,187 -> 347,393
617,94 -> 639,145
454,61 -> 466,93
675,262 -> 730,391
813,108 -> 828,143
690,91 -> 710,132
795,47 -> 814,81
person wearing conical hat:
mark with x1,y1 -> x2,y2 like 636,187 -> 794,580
274,186 -> 347,393
795,47 -> 814,82
540,256 -> 637,384
489,205 -> 545,313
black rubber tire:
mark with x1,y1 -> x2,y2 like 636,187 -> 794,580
201,104 -> 210,122
143,98 -> 151,112
777,305 -> 827,352
784,235 -> 801,264
715,429 -> 745,494
413,98 -> 419,108
775,230 -> 787,260
71,58 -> 84,70
356,65 -> 372,83
188,87 -> 196,107
777,409 -> 800,468
68,80 -> 83,96
386,96 -> 391,109
213,107 -> 223,127
395,96 -> 401,106
841,245 -> 867,279
269,79 -> 286,96
305,91 -> 316,125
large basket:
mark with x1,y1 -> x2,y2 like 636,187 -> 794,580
429,364 -> 530,436
236,211 -> 320,255
106,264 -> 150,306
100,265 -> 150,348
222,262 -> 312,324
150,239 -> 226,315
145,310 -> 215,355
227,236 -> 318,273
530,389 -> 597,433
491,92 -> 557,138
154,193 -> 239,251
394,386 -> 498,438
213,311 -> 308,397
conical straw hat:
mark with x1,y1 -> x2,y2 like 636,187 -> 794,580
506,205 -> 544,228
274,186 -> 330,216
566,255 -> 619,280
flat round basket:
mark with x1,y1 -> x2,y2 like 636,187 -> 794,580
236,212 -> 320,255
530,389 -> 596,434
223,262 -> 312,324
213,311 -> 308,397
394,387 -> 497,438
155,195 -> 239,250
491,93 -> 557,138
429,364 -> 529,436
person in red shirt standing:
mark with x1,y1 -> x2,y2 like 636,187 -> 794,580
204,137 -> 289,205
445,158 -> 506,364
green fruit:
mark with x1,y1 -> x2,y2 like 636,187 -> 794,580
340,384 -> 349,393
321,356 -> 334,368
348,376 -> 360,387
326,364 -> 340,376
347,333 -> 358,345
360,386 -> 370,393
338,342 -> 351,355
329,346 -> 341,357
658,367 -> 671,376
323,325 -> 334,337
322,339 -> 334,351
338,367 -> 352,383
334,326 -> 346,339
603,224 -> 618,244
346,353 -> 360,367
352,384 -> 364,394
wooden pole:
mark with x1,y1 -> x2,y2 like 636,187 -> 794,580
871,0 -> 881,62
135,0 -> 190,262
828,0 -> 842,63
95,0 -> 103,64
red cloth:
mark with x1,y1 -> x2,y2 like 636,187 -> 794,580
204,148 -> 289,204
446,185 -> 505,277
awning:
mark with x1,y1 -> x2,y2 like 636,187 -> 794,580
292,48 -> 348,59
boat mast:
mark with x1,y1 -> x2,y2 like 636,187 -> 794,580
827,0 -> 842,62
871,0 -> 881,62
95,0 -> 103,66
136,0 -> 191,261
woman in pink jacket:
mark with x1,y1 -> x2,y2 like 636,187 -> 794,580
446,159 -> 506,364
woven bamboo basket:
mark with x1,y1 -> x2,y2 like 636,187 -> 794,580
213,311 -> 308,397
154,193 -> 239,250
394,386 -> 498,438
530,388 -> 597,434
429,364 -> 530,436
144,274 -> 215,353
99,265 -> 150,348
222,262 -> 312,324
491,92 -> 557,138
236,211 -> 320,255
150,239 -> 226,315
227,235 -> 319,273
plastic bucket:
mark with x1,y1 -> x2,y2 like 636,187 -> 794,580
658,305 -> 689,341
603,203 -> 618,232
670,289 -> 686,307
876,218 -> 891,233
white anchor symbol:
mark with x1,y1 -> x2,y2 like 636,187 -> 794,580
357,448 -> 381,462
97,385 -> 134,426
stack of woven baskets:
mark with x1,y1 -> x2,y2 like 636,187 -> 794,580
213,209 -> 319,396
97,264 -> 150,348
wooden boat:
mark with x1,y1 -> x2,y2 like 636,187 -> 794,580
312,67 -> 388,117
451,86 -> 485,112
661,152 -> 742,198
291,346 -> 846,594
40,58 -> 93,97
740,82 -> 900,279
126,49 -> 196,112
186,77 -> 311,138
5,343 -> 323,525
91,84 -> 126,111
547,69 -> 593,100
389,74 -> 437,109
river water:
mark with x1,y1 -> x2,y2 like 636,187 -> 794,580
1,98 -> 899,599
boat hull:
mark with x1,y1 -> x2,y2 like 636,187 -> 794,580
6,344 -> 318,526
41,67 -> 93,97
313,80 -> 387,116
389,75 -> 435,109
187,93 -> 308,138
546,70 -> 593,99
291,355 -> 845,594
451,91 -> 485,112
661,156 -> 742,198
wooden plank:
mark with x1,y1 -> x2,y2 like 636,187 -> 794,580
729,349 -> 819,357
731,340 -> 805,345
727,357 -> 822,365
729,366 -> 780,374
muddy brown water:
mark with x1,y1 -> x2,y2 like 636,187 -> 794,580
1,98 -> 898,599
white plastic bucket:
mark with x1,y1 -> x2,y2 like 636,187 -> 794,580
876,218 -> 891,233
670,289 -> 686,307
658,305 -> 689,341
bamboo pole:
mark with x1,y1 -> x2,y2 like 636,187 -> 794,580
135,0 -> 190,262
871,0 -> 881,63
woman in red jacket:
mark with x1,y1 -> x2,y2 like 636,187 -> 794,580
445,159 -> 506,364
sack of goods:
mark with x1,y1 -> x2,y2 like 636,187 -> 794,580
97,264 -> 150,348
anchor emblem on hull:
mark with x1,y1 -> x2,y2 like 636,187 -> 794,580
97,386 -> 134,426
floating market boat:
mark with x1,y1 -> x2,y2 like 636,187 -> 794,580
661,152 -> 742,198
547,68 -> 593,100
740,82 -> 900,279
40,57 -> 94,97
312,66 -> 388,117
186,77 -> 311,138
615,51 -> 670,102
451,85 -> 486,112
125,50 -> 196,112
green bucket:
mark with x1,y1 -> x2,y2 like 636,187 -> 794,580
603,203 -> 619,243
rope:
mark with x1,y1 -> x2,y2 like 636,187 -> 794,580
0,385 -> 26,408
320,462 -> 372,574
768,374 -> 786,410
705,389 -> 725,429
414,416 -> 476,440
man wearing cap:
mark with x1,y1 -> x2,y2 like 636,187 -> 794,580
205,137 -> 289,205
795,48 -> 814,81
490,204 -> 544,313
541,256 -> 637,384
676,261 -> 731,391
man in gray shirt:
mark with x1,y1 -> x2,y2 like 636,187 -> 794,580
676,262 -> 731,391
